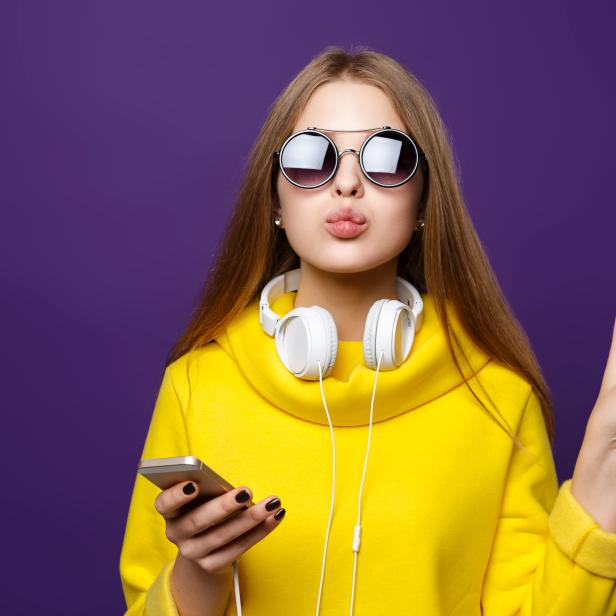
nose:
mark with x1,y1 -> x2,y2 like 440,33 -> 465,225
332,149 -> 364,194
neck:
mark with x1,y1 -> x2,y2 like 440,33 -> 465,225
293,259 -> 399,341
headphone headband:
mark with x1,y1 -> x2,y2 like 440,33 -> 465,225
259,268 -> 423,336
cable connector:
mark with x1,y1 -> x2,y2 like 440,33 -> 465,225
352,524 -> 361,552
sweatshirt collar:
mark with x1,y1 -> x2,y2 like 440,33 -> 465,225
215,291 -> 491,427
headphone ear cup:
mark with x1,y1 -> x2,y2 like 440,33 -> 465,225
313,306 -> 338,378
274,306 -> 338,380
363,300 -> 415,370
363,299 -> 387,370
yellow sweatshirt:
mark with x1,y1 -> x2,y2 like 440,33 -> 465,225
119,291 -> 616,615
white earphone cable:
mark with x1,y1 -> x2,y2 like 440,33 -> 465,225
315,358 -> 338,616
232,349 -> 384,616
315,350 -> 383,616
233,559 -> 241,615
349,349 -> 382,615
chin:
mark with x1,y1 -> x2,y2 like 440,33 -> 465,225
300,256 -> 391,275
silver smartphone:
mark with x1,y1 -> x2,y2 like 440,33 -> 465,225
138,455 -> 255,513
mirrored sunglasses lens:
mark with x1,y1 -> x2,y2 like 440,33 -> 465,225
280,132 -> 336,187
362,131 -> 418,185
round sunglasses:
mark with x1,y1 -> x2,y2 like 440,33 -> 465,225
273,126 -> 426,189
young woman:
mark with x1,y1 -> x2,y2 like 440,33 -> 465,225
119,47 -> 616,615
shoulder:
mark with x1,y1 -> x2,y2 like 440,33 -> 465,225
474,359 -> 538,435
164,341 -> 230,402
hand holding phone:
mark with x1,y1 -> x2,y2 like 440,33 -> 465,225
139,456 -> 286,576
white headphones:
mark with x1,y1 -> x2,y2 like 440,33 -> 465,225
259,268 -> 424,380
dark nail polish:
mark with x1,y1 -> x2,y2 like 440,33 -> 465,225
235,489 -> 250,503
274,508 -> 286,521
265,497 -> 281,511
183,483 -> 195,495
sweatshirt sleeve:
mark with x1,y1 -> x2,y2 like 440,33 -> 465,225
119,364 -> 191,615
480,388 -> 616,614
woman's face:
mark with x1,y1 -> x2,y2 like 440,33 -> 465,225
275,79 -> 425,275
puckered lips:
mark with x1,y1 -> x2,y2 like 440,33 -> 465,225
325,206 -> 368,239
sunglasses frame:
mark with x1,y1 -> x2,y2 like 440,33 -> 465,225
273,126 -> 426,189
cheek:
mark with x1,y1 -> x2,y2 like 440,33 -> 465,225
277,183 -> 320,234
371,215 -> 414,256
379,204 -> 414,226
374,195 -> 416,236
278,198 -> 321,251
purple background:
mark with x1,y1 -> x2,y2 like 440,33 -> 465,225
2,1 -> 614,613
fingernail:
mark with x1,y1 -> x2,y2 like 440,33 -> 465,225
235,489 -> 250,503
265,497 -> 281,511
274,508 -> 286,521
183,483 -> 195,495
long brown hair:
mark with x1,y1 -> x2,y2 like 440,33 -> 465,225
166,45 -> 554,448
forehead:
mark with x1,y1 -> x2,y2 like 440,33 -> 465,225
292,80 -> 406,135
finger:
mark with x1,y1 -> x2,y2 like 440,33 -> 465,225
170,486 -> 252,541
194,507 -> 286,575
181,494 -> 283,557
599,316 -> 616,394
154,481 -> 201,520
171,485 -> 258,541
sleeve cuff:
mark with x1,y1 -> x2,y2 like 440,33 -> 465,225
548,478 -> 616,578
144,559 -> 180,616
